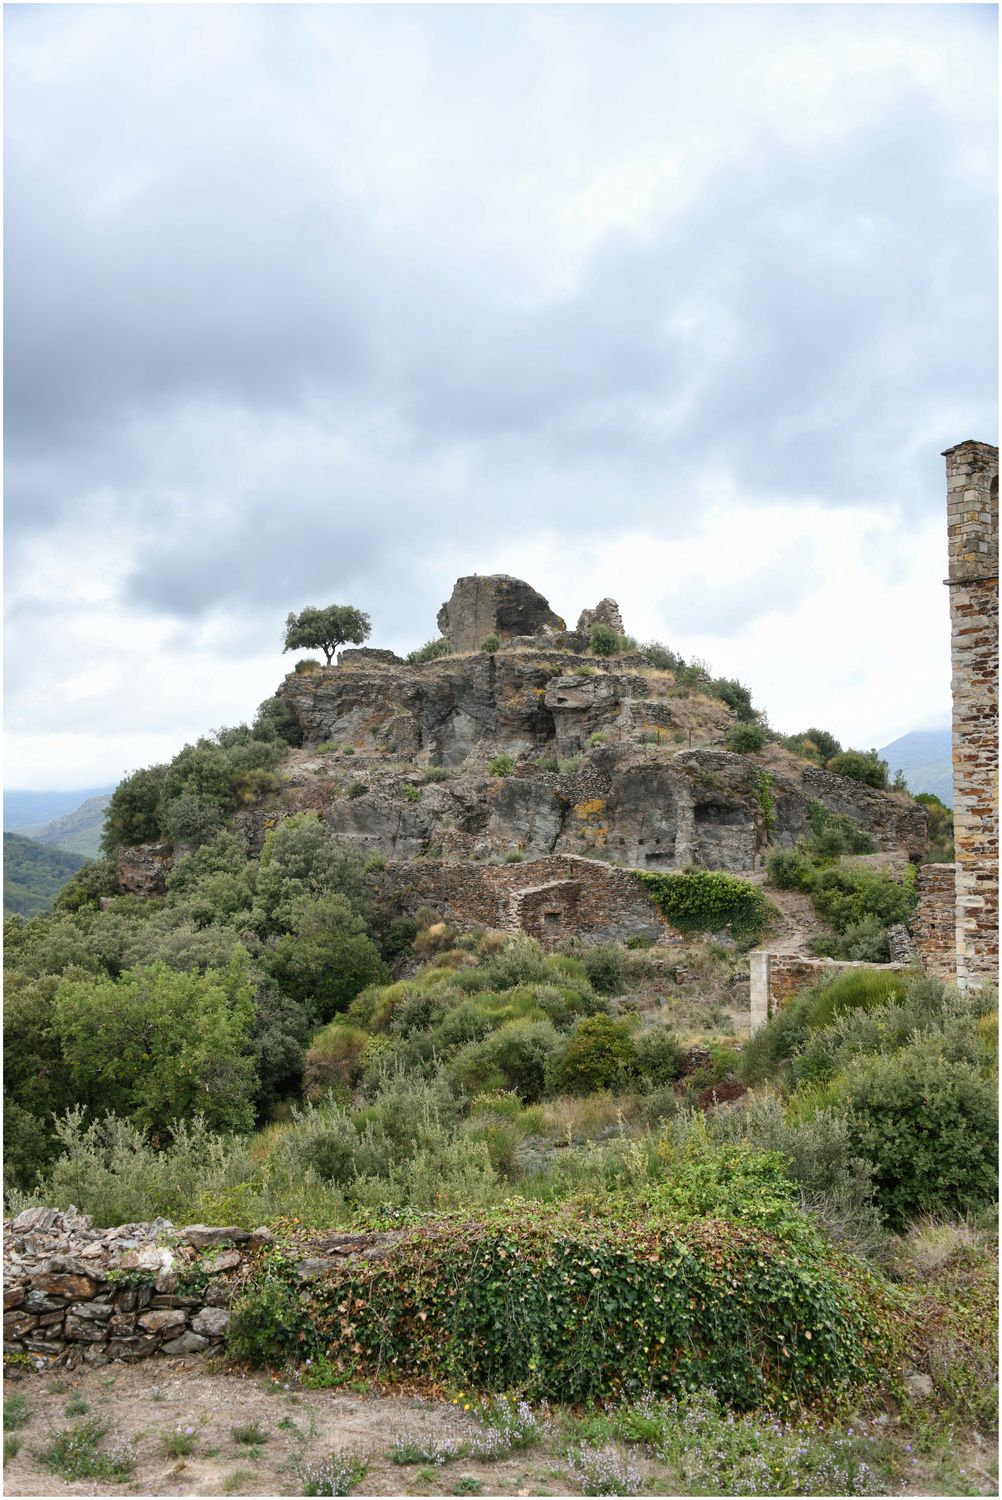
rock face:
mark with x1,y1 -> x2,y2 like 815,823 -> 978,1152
437,575 -> 565,652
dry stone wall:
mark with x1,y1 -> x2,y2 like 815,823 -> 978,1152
2,1209 -> 400,1371
372,853 -> 681,947
945,441 -> 999,992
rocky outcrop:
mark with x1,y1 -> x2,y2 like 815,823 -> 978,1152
116,843 -> 172,897
437,575 -> 565,652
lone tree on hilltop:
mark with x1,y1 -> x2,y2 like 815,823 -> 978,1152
283,604 -> 371,666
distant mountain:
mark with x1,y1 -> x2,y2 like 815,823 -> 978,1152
878,729 -> 952,807
3,833 -> 88,917
21,793 -> 112,860
4,786 -> 115,834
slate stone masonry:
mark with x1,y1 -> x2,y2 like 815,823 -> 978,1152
945,440 -> 999,992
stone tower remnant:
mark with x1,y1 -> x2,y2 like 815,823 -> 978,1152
576,599 -> 626,636
437,575 -> 565,653
944,439 -> 999,992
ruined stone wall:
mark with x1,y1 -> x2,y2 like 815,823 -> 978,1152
945,441 -> 999,993
748,954 -> 910,1032
373,854 -> 679,947
3,1209 -> 399,1372
912,863 -> 957,981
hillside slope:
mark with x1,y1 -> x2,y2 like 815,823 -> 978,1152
3,832 -> 88,916
878,729 -> 952,806
20,792 -> 111,859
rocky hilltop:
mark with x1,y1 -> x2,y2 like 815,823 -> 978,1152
116,575 -> 926,939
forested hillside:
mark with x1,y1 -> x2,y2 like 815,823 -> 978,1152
3,834 -> 88,917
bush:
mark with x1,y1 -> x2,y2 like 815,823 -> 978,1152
159,792 -> 225,847
228,1272 -> 304,1365
632,1026 -> 685,1088
711,677 -> 756,722
401,784 -> 422,803
239,1195 -> 891,1408
640,641 -> 686,673
293,658 -> 322,674
806,801 -> 874,859
548,1016 -> 637,1095
739,968 -> 909,1087
582,944 -> 627,996
766,847 -> 817,891
487,754 -> 514,777
480,634 -> 502,653
725,722 -> 765,754
450,1021 -> 561,1103
826,750 -> 888,789
639,869 -> 769,945
589,623 -> 620,656
836,1038 -> 998,1227
406,638 -> 452,665
100,765 -> 168,854
810,863 -> 915,935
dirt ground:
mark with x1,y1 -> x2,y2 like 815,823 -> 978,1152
2,1361 -> 579,1498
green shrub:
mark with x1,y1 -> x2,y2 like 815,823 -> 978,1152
826,750 -> 888,789
559,754 -> 583,773
725,722 -> 764,754
639,869 -> 769,945
739,968 -> 909,1088
710,677 -> 756,722
480,634 -> 502,653
243,1196 -> 891,1408
36,1418 -> 135,1482
487,754 -> 514,778
810,863 -> 915,934
4,1394 -> 30,1430
806,801 -> 874,858
573,665 -> 597,678
766,846 -> 817,891
548,1016 -> 637,1095
228,1268 -> 304,1365
835,1037 -> 998,1227
347,781 -> 366,799
589,623 -> 620,656
406,638 -> 452,665
294,658 -> 322,674
640,641 -> 686,673
450,1020 -> 561,1103
582,945 -> 627,996
813,914 -> 889,962
401,784 -> 422,803
632,1026 -> 685,1088
421,767 -> 452,783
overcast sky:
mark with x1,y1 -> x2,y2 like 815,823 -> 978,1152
5,3 -> 997,792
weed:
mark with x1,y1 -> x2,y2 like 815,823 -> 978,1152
451,1478 -> 484,1496
300,1450 -> 369,1495
4,1436 -> 21,1466
63,1397 -> 90,1416
162,1425 -> 198,1457
390,1437 -> 463,1466
4,1394 -> 30,1430
36,1418 -> 136,1483
566,1444 -> 642,1495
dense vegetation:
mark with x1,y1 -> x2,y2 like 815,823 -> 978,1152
2,834 -> 88,917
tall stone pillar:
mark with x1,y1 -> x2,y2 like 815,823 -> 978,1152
944,440 -> 999,992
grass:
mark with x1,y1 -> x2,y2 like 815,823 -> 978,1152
221,1468 -> 256,1494
4,1436 -> 21,1466
4,1393 -> 31,1429
35,1417 -> 135,1483
231,1420 -> 269,1446
64,1397 -> 90,1416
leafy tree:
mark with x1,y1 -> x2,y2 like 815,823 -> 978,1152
101,765 -> 168,855
52,959 -> 257,1137
159,792 -> 225,848
547,1015 -> 637,1095
802,727 -> 842,763
283,604 -> 371,666
53,859 -> 120,914
254,813 -> 370,932
268,893 -> 386,1022
252,694 -> 303,747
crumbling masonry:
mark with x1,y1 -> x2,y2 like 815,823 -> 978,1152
945,440 -> 999,992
